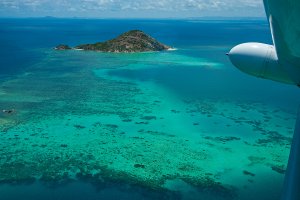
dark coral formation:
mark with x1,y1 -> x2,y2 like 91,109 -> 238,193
140,116 -> 157,121
243,170 -> 256,177
204,136 -> 241,143
134,164 -> 146,169
181,177 -> 238,199
256,131 -> 292,146
271,165 -> 286,174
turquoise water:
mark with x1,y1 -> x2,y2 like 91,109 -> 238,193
0,18 -> 299,200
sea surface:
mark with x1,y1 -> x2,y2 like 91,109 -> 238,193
0,18 -> 300,200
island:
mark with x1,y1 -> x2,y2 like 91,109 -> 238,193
55,30 -> 170,53
54,44 -> 72,50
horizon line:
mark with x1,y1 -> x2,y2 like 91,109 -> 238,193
0,16 -> 267,21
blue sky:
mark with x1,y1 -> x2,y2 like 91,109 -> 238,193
0,0 -> 265,18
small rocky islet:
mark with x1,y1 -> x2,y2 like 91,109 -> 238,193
55,30 -> 170,53
54,44 -> 72,50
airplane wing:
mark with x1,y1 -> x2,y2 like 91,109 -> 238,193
263,0 -> 300,67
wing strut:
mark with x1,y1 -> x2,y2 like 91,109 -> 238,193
282,107 -> 300,200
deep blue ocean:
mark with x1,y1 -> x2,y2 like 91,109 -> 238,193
0,18 -> 300,200
1,18 -> 299,106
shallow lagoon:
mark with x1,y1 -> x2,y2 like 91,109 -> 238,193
0,19 -> 300,200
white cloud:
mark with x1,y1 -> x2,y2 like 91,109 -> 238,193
0,0 -> 264,17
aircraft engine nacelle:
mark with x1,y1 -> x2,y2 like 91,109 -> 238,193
228,42 -> 293,85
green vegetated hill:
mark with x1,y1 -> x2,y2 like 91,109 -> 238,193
56,30 -> 170,53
